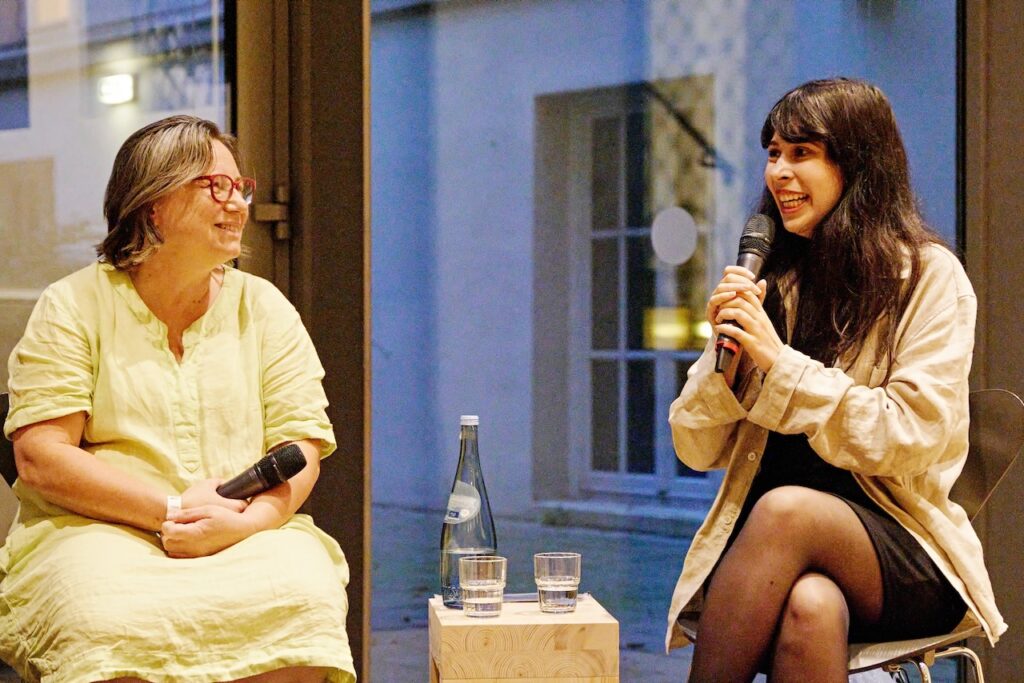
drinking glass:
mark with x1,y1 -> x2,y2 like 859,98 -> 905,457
459,555 -> 507,617
533,552 -> 581,613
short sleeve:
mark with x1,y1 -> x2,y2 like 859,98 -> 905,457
255,283 -> 337,458
5,283 -> 95,438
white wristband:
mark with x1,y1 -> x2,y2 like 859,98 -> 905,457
166,495 -> 182,519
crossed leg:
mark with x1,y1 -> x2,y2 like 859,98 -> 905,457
687,486 -> 884,683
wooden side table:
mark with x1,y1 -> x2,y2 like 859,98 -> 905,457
428,594 -> 619,682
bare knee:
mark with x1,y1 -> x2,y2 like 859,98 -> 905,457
777,573 -> 849,645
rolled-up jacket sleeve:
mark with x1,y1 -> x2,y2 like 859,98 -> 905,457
669,341 -> 762,472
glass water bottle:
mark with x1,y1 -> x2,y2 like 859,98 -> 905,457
439,415 -> 497,607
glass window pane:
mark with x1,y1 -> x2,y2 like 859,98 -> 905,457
85,0 -> 226,115
626,235 -> 653,350
591,116 -> 621,232
369,1 -> 958,670
591,237 -> 619,350
627,359 -> 654,474
673,230 -> 710,349
0,2 -> 228,386
625,109 -> 649,228
628,234 -> 709,351
0,0 -> 29,130
591,359 -> 619,472
0,0 -> 231,631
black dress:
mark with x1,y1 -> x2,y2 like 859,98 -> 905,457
732,428 -> 967,641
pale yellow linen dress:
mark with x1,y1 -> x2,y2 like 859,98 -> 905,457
1,262 -> 355,682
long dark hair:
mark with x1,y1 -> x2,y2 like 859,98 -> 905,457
757,78 -> 942,369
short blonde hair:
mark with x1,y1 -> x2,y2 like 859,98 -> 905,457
97,115 -> 242,269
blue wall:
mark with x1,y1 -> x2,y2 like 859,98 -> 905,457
371,10 -> 441,506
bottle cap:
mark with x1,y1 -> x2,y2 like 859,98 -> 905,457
460,415 -> 479,426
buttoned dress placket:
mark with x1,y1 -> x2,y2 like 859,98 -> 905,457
171,321 -> 208,476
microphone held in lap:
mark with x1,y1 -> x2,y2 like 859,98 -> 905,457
216,443 -> 308,499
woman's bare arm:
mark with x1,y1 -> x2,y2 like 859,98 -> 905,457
13,412 -> 168,531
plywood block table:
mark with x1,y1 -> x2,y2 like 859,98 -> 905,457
428,594 -> 619,682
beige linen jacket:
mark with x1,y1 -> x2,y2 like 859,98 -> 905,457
665,243 -> 1006,652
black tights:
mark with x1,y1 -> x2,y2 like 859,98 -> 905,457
687,486 -> 883,683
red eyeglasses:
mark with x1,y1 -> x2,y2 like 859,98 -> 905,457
194,174 -> 256,205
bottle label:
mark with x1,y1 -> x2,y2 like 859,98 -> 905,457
444,480 -> 481,524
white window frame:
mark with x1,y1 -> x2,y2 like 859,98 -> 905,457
564,85 -> 718,504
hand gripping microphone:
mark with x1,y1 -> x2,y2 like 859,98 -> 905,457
216,443 -> 308,499
714,214 -> 776,374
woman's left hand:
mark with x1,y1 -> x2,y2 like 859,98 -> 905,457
713,269 -> 784,373
160,506 -> 257,558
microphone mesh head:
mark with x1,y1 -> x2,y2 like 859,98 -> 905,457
274,443 -> 307,479
738,214 -> 776,259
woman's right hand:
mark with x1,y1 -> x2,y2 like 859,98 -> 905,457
161,505 -> 256,558
706,265 -> 763,327
705,266 -> 766,386
180,478 -> 248,513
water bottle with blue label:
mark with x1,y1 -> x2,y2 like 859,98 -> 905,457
439,415 -> 497,607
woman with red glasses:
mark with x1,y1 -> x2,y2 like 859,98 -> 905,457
1,116 -> 354,682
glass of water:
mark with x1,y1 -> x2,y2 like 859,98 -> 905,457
534,552 -> 581,613
459,555 -> 507,617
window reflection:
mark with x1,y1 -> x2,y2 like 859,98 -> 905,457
0,0 -> 29,130
571,78 -> 714,490
370,0 -> 957,668
85,0 -> 225,115
0,1 -> 227,293
0,0 -> 227,384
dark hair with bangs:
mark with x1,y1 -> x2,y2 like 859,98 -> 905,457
755,78 -> 943,371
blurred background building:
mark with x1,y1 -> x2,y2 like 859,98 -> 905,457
369,0 -> 957,532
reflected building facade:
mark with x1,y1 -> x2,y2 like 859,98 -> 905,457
370,0 -> 957,526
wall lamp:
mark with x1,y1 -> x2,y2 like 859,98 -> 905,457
98,74 -> 135,105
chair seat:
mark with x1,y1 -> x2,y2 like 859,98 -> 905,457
848,618 -> 981,673
678,615 -> 981,675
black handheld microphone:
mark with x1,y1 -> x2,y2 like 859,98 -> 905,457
216,443 -> 307,499
715,214 -> 776,374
